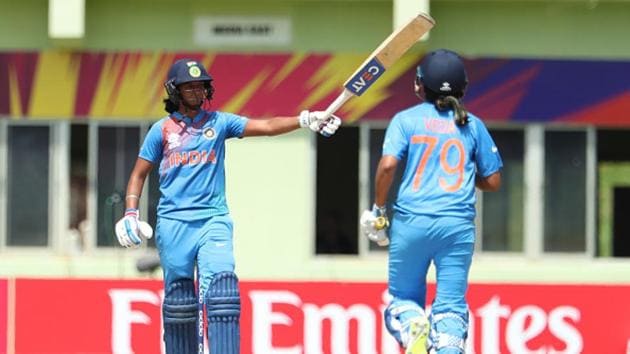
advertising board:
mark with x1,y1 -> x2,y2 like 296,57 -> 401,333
8,279 -> 630,353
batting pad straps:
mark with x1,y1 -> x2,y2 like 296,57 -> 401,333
163,280 -> 198,354
384,299 -> 426,346
206,271 -> 241,354
429,312 -> 468,353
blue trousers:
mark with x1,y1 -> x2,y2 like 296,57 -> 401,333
156,214 -> 235,294
388,212 -> 474,319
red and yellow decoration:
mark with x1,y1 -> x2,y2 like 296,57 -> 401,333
1,51 -> 629,125
0,51 -> 420,122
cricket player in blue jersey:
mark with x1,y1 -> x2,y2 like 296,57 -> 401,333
114,58 -> 341,354
360,49 -> 502,354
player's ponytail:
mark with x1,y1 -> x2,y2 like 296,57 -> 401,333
436,95 -> 469,126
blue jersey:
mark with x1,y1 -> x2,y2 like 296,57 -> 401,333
139,110 -> 248,221
382,102 -> 502,219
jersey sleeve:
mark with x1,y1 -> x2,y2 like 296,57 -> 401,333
138,120 -> 164,164
472,118 -> 503,177
223,113 -> 249,139
382,114 -> 408,160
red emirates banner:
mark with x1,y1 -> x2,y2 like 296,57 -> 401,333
7,279 -> 630,353
0,279 -> 7,354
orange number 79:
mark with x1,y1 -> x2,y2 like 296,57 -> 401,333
410,135 -> 466,192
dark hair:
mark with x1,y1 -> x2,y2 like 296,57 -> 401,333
162,81 -> 215,114
424,87 -> 469,126
163,98 -> 179,114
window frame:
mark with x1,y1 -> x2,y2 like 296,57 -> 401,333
0,120 -> 57,251
0,119 -> 599,259
476,124 -> 526,255
538,125 -> 597,257
86,121 -> 151,251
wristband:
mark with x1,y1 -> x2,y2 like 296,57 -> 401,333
125,208 -> 139,216
373,204 -> 387,217
298,110 -> 311,128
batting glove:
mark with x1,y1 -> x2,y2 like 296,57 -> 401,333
360,204 -> 390,246
115,208 -> 154,248
299,110 -> 342,137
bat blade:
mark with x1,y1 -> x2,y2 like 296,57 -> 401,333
324,13 -> 435,118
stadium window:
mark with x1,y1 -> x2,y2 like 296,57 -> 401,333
544,130 -> 587,253
70,124 -> 89,251
315,126 -> 359,255
481,128 -> 525,252
96,125 -> 140,247
7,125 -> 50,246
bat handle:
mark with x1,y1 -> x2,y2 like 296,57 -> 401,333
323,89 -> 354,118
374,216 -> 388,230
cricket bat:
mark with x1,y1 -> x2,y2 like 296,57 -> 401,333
323,13 -> 435,118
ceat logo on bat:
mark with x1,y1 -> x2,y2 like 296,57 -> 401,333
345,58 -> 385,96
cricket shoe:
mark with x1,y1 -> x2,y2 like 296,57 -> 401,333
405,316 -> 429,354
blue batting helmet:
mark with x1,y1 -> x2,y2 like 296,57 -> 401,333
416,49 -> 468,95
164,59 -> 214,105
